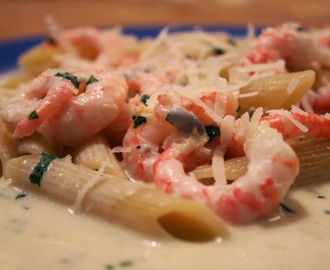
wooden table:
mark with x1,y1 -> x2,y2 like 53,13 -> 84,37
1,0 -> 330,41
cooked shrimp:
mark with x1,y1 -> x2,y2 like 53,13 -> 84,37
56,26 -> 136,69
1,68 -> 128,146
264,108 -> 330,139
247,23 -> 330,72
227,107 -> 330,158
303,85 -> 330,114
122,106 -> 174,182
19,23 -> 140,75
122,84 -> 238,182
153,110 -> 300,224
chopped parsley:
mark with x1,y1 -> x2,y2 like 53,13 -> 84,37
84,75 -> 98,91
132,115 -> 147,128
29,153 -> 64,187
105,260 -> 134,269
205,125 -> 221,141
212,47 -> 225,55
318,195 -> 326,199
280,203 -> 294,214
141,94 -> 150,106
15,192 -> 27,200
55,72 -> 80,89
119,260 -> 133,267
28,111 -> 39,120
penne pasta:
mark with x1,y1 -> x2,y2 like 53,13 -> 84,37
16,133 -> 60,156
18,44 -> 62,76
238,70 -> 315,112
193,156 -> 248,183
0,120 -> 16,175
5,154 -> 228,242
72,134 -> 126,178
194,137 -> 330,186
290,137 -> 330,186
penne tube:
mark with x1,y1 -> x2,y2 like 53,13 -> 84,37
238,70 -> 315,112
18,44 -> 62,75
72,134 -> 126,178
5,154 -> 228,242
0,120 -> 16,175
16,133 -> 60,156
194,137 -> 330,186
290,137 -> 330,186
193,156 -> 248,182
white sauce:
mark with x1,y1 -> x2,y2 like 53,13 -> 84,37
1,179 -> 330,270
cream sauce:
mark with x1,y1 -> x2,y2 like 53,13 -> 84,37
1,179 -> 330,270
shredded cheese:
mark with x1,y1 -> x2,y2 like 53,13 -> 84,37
268,108 -> 309,133
211,115 -> 235,185
72,163 -> 107,212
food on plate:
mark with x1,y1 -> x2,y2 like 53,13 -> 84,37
1,20 -> 330,242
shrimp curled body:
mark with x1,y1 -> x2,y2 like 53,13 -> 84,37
2,68 -> 128,146
153,115 -> 299,224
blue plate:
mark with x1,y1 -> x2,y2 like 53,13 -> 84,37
0,25 -> 253,73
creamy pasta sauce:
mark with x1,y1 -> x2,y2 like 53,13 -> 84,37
1,179 -> 329,270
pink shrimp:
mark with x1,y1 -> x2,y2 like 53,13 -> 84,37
153,111 -> 299,224
247,23 -> 330,71
304,86 -> 330,114
227,108 -> 330,158
122,85 -> 238,182
2,68 -> 128,146
264,109 -> 330,139
39,23 -> 139,70
122,106 -> 174,182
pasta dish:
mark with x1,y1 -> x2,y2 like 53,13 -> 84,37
1,19 -> 330,244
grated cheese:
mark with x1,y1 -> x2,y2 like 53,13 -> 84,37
111,146 -> 133,153
268,108 -> 309,133
300,95 -> 314,113
45,15 -> 78,56
211,115 -> 235,185
238,91 -> 259,98
140,28 -> 169,60
72,163 -> 107,212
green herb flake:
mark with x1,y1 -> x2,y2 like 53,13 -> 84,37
28,111 -> 39,120
84,75 -> 98,91
29,153 -> 64,187
205,125 -> 221,141
15,192 -> 27,200
318,195 -> 326,199
105,265 -> 114,270
325,210 -> 330,215
212,47 -> 225,55
55,72 -> 80,89
280,203 -> 294,214
133,116 -> 147,128
141,94 -> 150,106
119,260 -> 133,267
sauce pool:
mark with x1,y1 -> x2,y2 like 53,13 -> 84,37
1,179 -> 330,270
